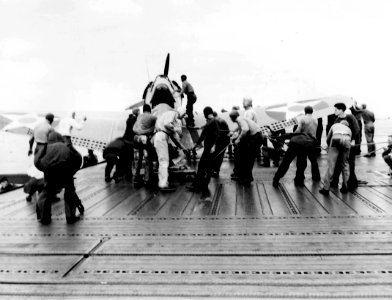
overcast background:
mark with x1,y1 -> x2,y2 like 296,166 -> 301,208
1,0 -> 392,117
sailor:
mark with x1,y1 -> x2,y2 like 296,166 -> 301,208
122,108 -> 140,181
0,177 -> 15,193
319,120 -> 352,195
272,132 -> 317,188
211,111 -> 230,177
103,137 -> 128,183
133,104 -> 157,186
243,96 -> 262,164
349,100 -> 363,154
294,105 -> 321,182
57,112 -> 87,146
228,106 -> 240,163
187,106 -> 219,197
361,104 -> 376,157
28,113 -> 54,157
34,131 -> 83,225
82,149 -> 98,168
229,110 -> 263,185
330,102 -> 360,191
153,106 -> 188,191
180,75 -> 197,127
243,97 -> 257,122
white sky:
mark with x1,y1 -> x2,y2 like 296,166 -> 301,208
1,0 -> 392,117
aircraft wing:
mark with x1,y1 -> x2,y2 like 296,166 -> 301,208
2,113 -> 45,135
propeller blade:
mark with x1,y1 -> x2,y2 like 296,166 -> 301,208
126,100 -> 144,110
164,53 -> 170,77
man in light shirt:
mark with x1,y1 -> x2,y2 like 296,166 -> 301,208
57,112 -> 87,146
294,105 -> 320,181
229,110 -> 263,185
153,106 -> 187,191
180,74 -> 197,127
28,113 -> 54,156
243,97 -> 257,122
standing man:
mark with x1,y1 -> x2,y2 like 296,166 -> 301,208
294,105 -> 320,181
243,96 -> 262,164
180,74 -> 197,127
229,110 -> 263,185
57,112 -> 87,146
319,120 -> 352,195
187,106 -> 219,197
272,132 -> 318,188
122,108 -> 140,181
28,113 -> 55,157
211,111 -> 230,177
153,107 -> 187,191
243,97 -> 257,122
133,104 -> 157,185
350,100 -> 363,154
330,103 -> 360,191
361,104 -> 376,157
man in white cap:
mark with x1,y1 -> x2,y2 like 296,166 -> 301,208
153,106 -> 187,191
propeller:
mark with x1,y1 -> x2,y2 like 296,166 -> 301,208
164,53 -> 170,77
125,100 -> 144,110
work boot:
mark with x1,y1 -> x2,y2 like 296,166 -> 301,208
319,189 -> 329,195
77,204 -> 85,215
340,185 -> 348,193
66,216 -> 80,224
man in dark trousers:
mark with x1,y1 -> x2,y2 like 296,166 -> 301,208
272,132 -> 318,187
103,137 -> 128,183
350,100 -> 363,154
187,106 -> 219,198
294,105 -> 321,181
180,74 -> 197,127
330,102 -> 360,191
229,110 -> 263,185
211,111 -> 230,177
34,131 -> 82,225
28,113 -> 54,157
122,108 -> 140,180
133,104 -> 157,186
361,104 -> 376,157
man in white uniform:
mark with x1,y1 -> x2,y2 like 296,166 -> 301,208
153,107 -> 187,191
57,112 -> 87,146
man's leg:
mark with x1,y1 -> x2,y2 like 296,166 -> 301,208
273,146 -> 297,186
308,147 -> 321,180
295,149 -> 307,185
154,132 -> 170,188
347,146 -> 358,190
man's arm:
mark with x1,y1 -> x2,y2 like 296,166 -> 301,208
71,118 -> 86,130
28,136 -> 35,156
236,118 -> 249,143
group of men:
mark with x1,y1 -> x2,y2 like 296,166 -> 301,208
26,87 -> 385,223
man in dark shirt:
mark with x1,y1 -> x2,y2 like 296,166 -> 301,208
361,104 -> 376,157
122,108 -> 140,180
180,74 -> 197,127
186,106 -> 218,198
211,111 -> 230,177
330,102 -> 360,191
349,100 -> 363,154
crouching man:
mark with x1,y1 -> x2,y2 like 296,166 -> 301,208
34,131 -> 82,225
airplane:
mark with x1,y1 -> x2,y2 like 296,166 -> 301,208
1,53 -> 355,154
